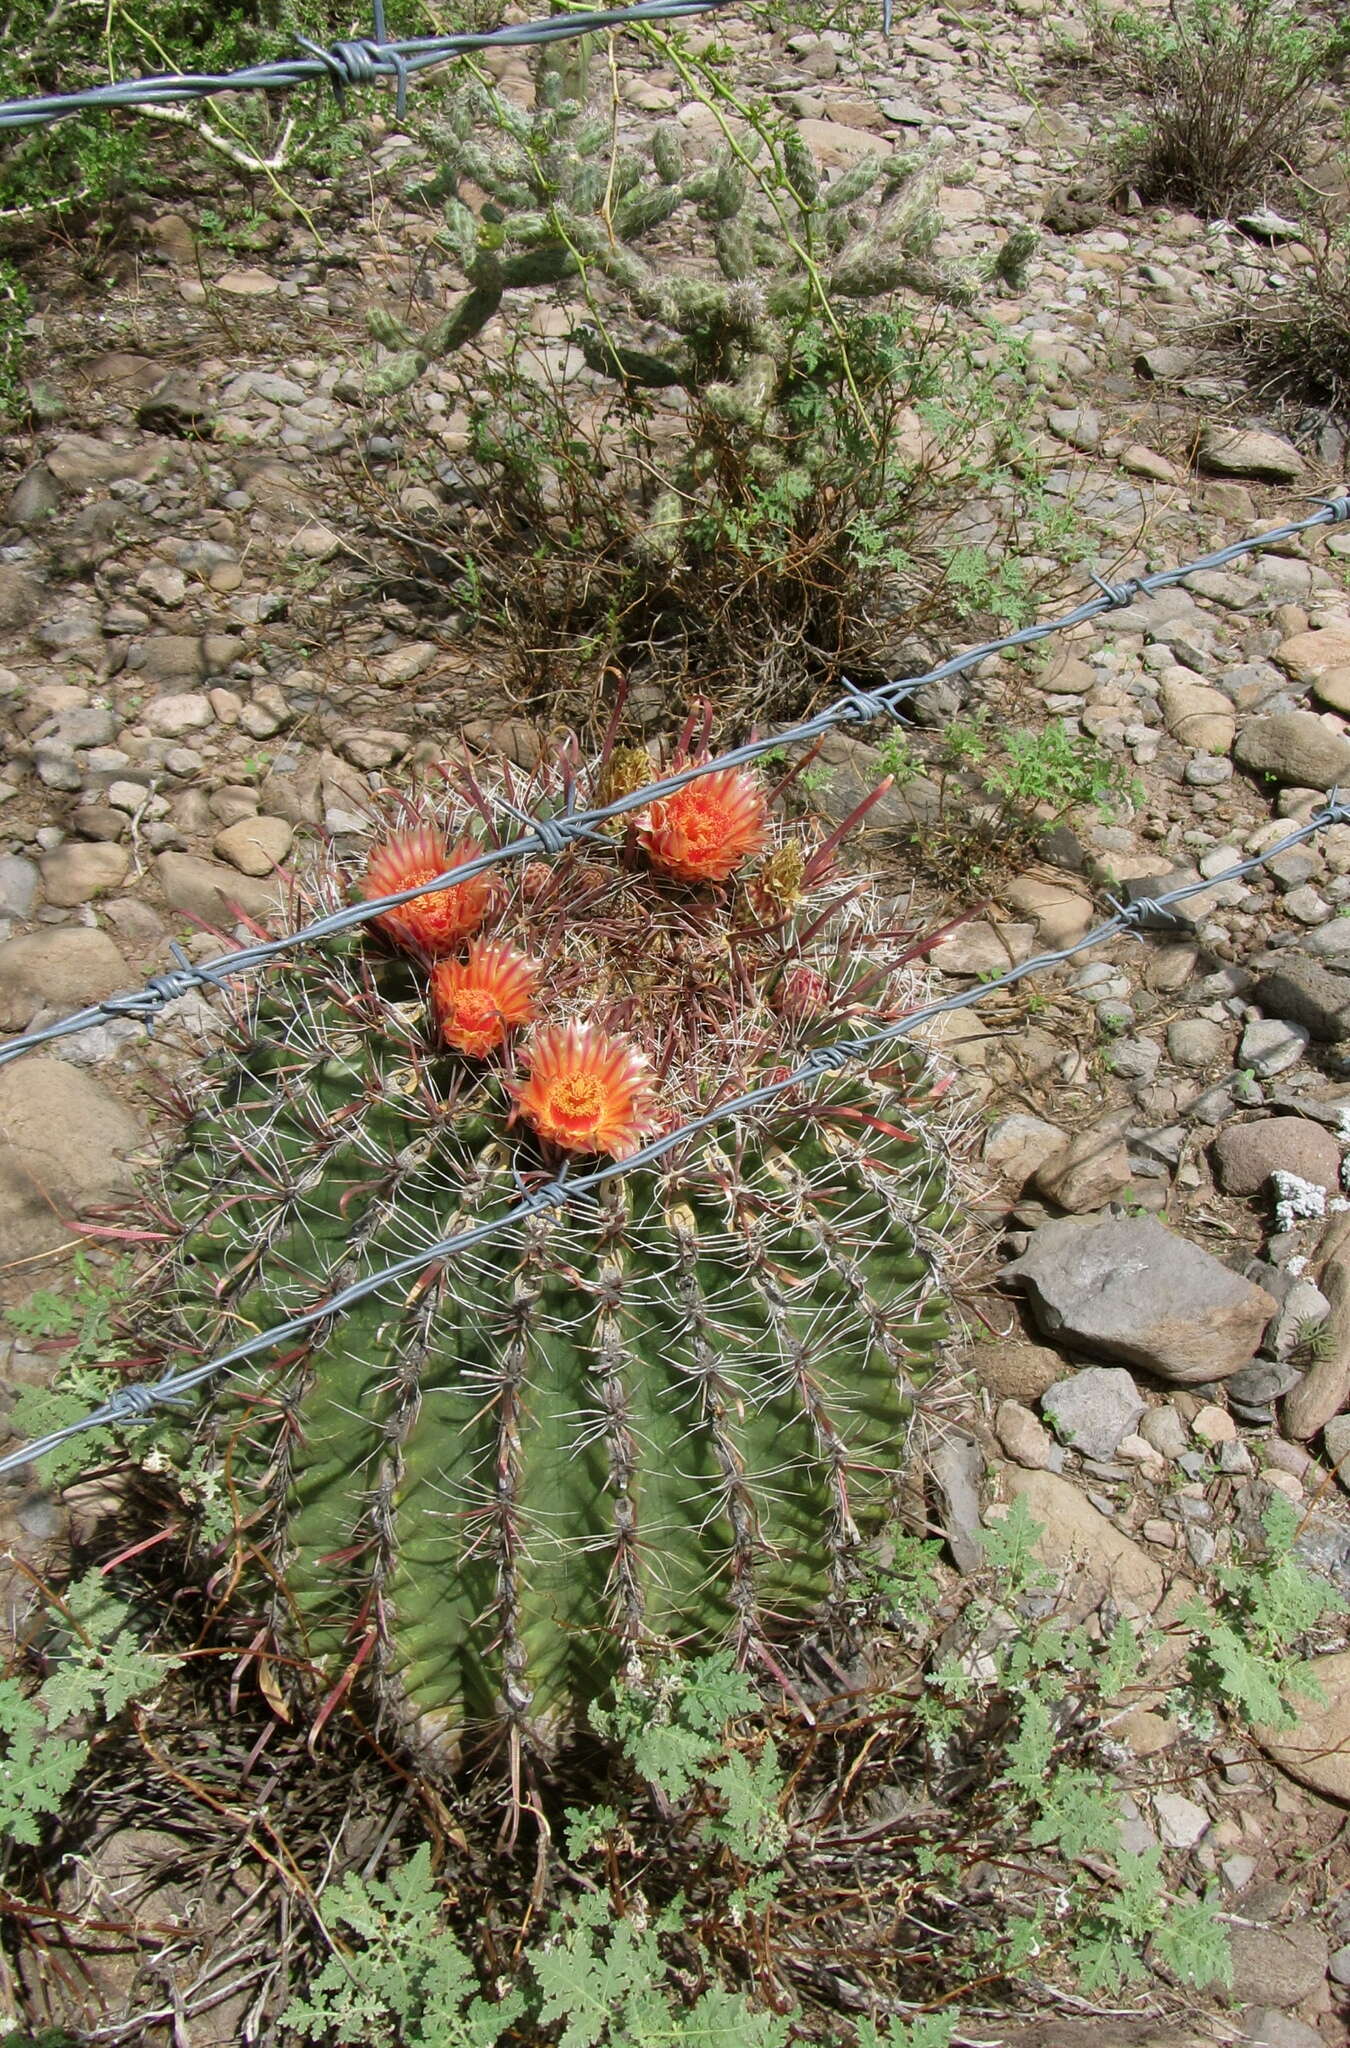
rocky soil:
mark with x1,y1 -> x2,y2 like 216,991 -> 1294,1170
3,3 -> 1350,2042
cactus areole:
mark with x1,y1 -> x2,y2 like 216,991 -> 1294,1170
164,742 -> 951,1760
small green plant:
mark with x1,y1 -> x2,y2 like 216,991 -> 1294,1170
346,47 -> 1062,726
879,713 -> 1139,894
4,1253 -> 135,1483
1181,1492 -> 1343,1729
0,1574 -> 175,1848
0,259 -> 28,415
283,1843 -> 525,2047
1219,219 -> 1350,417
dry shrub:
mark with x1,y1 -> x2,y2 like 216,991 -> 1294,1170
1100,0 -> 1348,216
1223,227 -> 1350,419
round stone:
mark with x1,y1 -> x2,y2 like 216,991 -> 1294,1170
1212,1117 -> 1342,1196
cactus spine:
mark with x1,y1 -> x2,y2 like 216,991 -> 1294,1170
160,749 -> 950,1760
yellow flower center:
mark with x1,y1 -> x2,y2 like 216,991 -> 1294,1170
551,1074 -> 604,1120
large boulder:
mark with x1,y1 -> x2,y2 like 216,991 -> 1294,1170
1002,1214 -> 1276,1382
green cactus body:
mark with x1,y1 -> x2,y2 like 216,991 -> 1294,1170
782,132 -> 821,209
367,308 -> 416,351
365,349 -> 428,399
825,156 -> 886,210
713,218 -> 756,281
162,754 -> 950,1759
574,327 -> 684,387
417,286 -> 504,362
612,183 -> 684,242
634,488 -> 686,560
707,162 -> 746,221
651,123 -> 686,185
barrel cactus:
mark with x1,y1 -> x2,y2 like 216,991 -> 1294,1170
157,743 -> 951,1761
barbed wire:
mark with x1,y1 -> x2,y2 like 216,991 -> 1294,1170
3,490 -> 1348,1075
3,786 -> 1348,1483
0,0 -> 739,132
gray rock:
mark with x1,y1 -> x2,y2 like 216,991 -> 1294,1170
0,564 -> 43,628
1212,1117 -> 1342,1195
802,730 -> 940,834
1227,1358 -> 1302,1421
1135,345 -> 1196,381
1042,1366 -> 1145,1460
928,918 -> 1034,976
1105,1036 -> 1161,1083
1228,1922 -> 1328,2007
994,1399 -> 1064,1471
212,814 -> 294,876
0,1057 -> 145,1259
1324,1413 -> 1350,1488
1255,958 -> 1350,1041
1138,1404 -> 1189,1459
0,856 -> 38,920
1003,1215 -> 1278,1382
999,1468 -> 1166,1620
1152,1790 -> 1209,1848
983,1113 -> 1067,1185
133,635 -> 204,683
0,927 -> 130,1031
9,463 -> 61,525
1243,2014 -> 1324,2048
1235,711 -> 1350,790
1240,1016 -> 1309,1076
1301,915 -> 1350,961
1167,1017 -> 1227,1068
143,691 -> 214,738
928,1430 -> 984,1574
1034,1120 -> 1134,1212
1196,424 -> 1304,482
1191,1082 -> 1237,1126
49,704 -> 117,750
1264,1276 -> 1332,1360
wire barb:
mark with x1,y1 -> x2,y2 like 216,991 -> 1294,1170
1088,571 -> 1142,610
836,678 -> 895,724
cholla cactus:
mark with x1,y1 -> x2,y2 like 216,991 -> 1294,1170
362,69 -> 965,435
159,743 -> 950,1761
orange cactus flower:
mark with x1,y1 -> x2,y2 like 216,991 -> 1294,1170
362,826 -> 494,958
638,767 -> 769,886
510,1021 -> 660,1160
431,941 -> 539,1059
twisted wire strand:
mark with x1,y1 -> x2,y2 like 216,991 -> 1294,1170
4,490 -> 1348,1074
0,0 -> 738,131
4,789 -> 1348,1480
